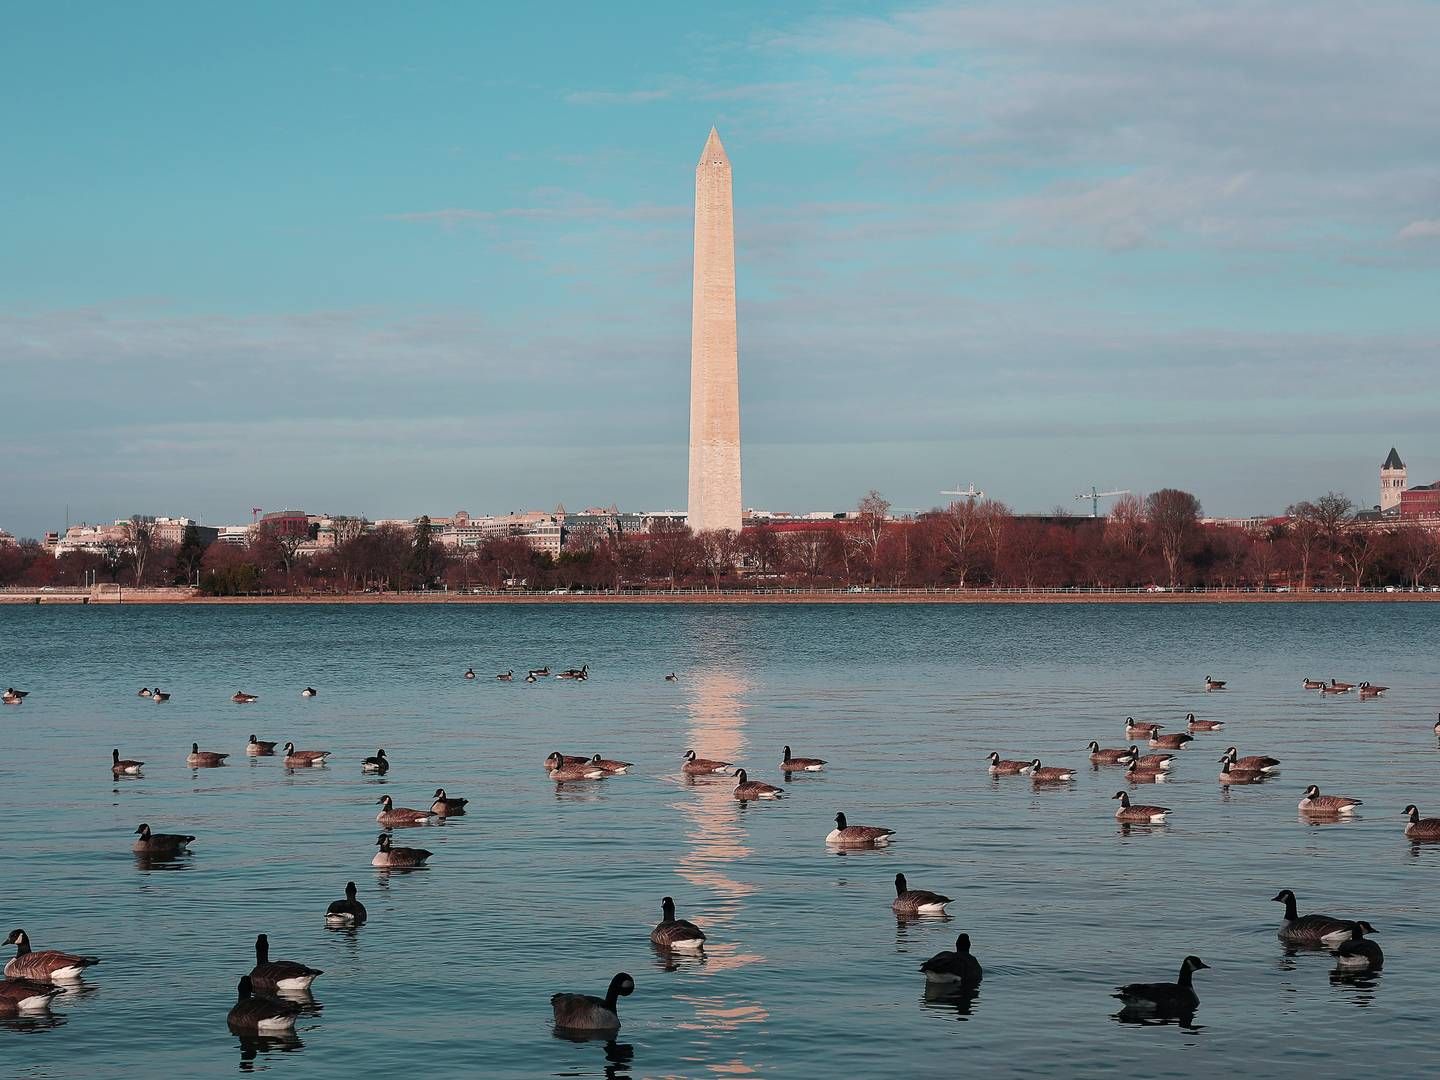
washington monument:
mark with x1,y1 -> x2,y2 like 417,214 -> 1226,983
686,127 -> 742,534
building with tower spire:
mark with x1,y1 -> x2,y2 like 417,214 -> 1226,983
1380,447 -> 1406,512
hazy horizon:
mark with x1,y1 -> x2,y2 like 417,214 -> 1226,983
4,1 -> 1438,538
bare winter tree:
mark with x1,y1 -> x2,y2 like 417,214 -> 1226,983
1144,489 -> 1202,588
1395,527 -> 1440,589
123,516 -> 155,586
698,529 -> 739,588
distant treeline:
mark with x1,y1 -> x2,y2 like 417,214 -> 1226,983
3,491 -> 1437,594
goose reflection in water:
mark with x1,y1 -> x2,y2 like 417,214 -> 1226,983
0,1012 -> 67,1034
1113,1006 -> 1204,1033
134,853 -> 192,873
235,1031 -> 304,1070
1329,970 -> 1383,1001
550,1030 -> 634,1080
920,983 -> 980,1020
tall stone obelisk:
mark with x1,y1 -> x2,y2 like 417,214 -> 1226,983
686,127 -> 742,535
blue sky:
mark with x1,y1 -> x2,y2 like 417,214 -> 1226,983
3,0 -> 1438,536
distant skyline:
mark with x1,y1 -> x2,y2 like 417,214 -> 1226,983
3,1 -> 1438,538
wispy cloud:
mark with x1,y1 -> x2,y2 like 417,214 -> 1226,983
563,88 -> 674,106
1398,219 -> 1440,241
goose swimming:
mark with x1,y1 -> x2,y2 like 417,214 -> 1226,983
1272,889 -> 1356,946
497,670 -> 513,681
1403,804 -> 1440,841
187,742 -> 229,767
376,795 -> 434,826
431,788 -> 469,816
133,823 -> 195,856
919,933 -> 982,986
650,897 -> 706,951
282,742 -> 330,768
1087,742 -> 1135,765
1029,760 -> 1076,782
1218,758 -> 1266,785
246,735 -> 277,756
1332,921 -> 1383,972
826,811 -> 894,846
3,930 -> 99,982
372,832 -> 432,868
545,752 -> 590,770
551,972 -> 633,1032
732,769 -> 785,801
232,691 -> 258,703
324,882 -> 367,926
1186,712 -> 1223,732
556,664 -> 589,681
892,873 -> 952,915
1127,746 -> 1175,770
1220,747 -> 1280,773
589,754 -> 634,775
111,748 -> 144,776
151,689 -> 170,703
0,977 -> 62,1013
551,761 -> 607,781
1299,785 -> 1361,815
780,746 -> 826,771
1112,791 -> 1169,824
1148,732 -> 1193,750
300,687 -> 317,698
1204,676 -> 1227,691
987,752 -> 1033,776
249,934 -> 322,992
361,749 -> 389,774
227,976 -> 302,1032
1124,718 -> 1163,737
664,672 -> 678,682
682,749 -> 734,775
1115,955 -> 1208,1014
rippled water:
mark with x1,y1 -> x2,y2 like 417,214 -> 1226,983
2,603 -> 1439,1078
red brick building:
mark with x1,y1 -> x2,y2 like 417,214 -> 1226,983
1399,482 -> 1440,518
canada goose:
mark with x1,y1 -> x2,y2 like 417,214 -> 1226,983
733,769 -> 785,801
1218,758 -> 1266,785
0,692 -> 21,705
324,881 -> 367,926
780,746 -> 826,771
497,670 -> 513,681
376,795 -> 434,826
3,930 -> 99,982
232,692 -> 258,703
111,748 -> 144,775
300,687 -> 317,698
529,667 -> 550,678
1403,804 -> 1440,841
919,933 -> 982,986
892,873 -> 952,915
372,832 -> 432,868
1087,741 -> 1135,765
551,761 -> 607,782
133,823 -> 195,856
1272,890 -> 1357,946
151,689 -> 170,703
1204,676 -> 1226,691
1358,682 -> 1388,699
464,668 -> 476,679
362,749 -> 389,774
431,788 -> 469,816
1125,760 -> 1168,784
1220,747 -> 1280,773
1332,921 -> 1383,972
249,934 -> 322,992
556,664 -> 589,680
1128,746 -> 1175,770
525,672 -> 538,682
137,688 -> 152,698
986,752 -> 1033,776
826,811 -> 895,846
1302,678 -> 1325,690
650,897 -> 706,950
1299,785 -> 1361,815
1112,791 -> 1169,824
682,749 -> 734,775
545,752 -> 590,770
1329,679 -> 1355,691
1124,718 -> 1163,737
1115,956 -> 1208,1014
247,735 -> 277,756
1186,712 -> 1223,732
1029,760 -> 1076,782
0,977 -> 62,1013
227,976 -> 301,1032
665,672 -> 678,682
187,742 -> 228,767
1149,733 -> 1194,750
1319,683 -> 1349,695
589,754 -> 634,774
550,972 -> 633,1032
282,742 -> 330,768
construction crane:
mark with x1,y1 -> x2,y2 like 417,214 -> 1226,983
941,483 -> 985,502
1075,486 -> 1130,518
251,507 -> 263,523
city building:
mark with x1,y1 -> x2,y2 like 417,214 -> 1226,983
686,127 -> 743,534
0,528 -> 16,546
1400,481 -> 1440,519
257,509 -> 311,538
1381,447 -> 1406,512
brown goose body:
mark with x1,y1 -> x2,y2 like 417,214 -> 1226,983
1204,676 -> 1227,691
1218,759 -> 1267,785
733,769 -> 785,801
650,897 -> 706,950
376,795 -> 434,826
544,752 -> 589,771
247,735 -> 278,756
1358,682 -> 1388,698
1302,678 -> 1325,690
682,749 -> 734,775
1116,955 -> 1207,1013
1272,889 -> 1358,946
249,934 -> 322,992
1124,718 -> 1163,737
780,745 -> 826,771
892,872 -> 951,915
826,811 -> 895,846
589,754 -> 634,774
551,762 -> 606,781
1087,742 -> 1135,765
372,832 -> 432,867
1333,921 -> 1384,972
282,742 -> 330,768
3,931 -> 99,983
1221,747 -> 1280,773
551,972 -> 632,1032
1403,804 -> 1440,841
325,881 -> 367,926
1149,733 -> 1193,750
361,749 -> 389,774
1319,683 -> 1349,695
1112,791 -> 1169,823
986,752 -> 1033,775
0,977 -> 62,1013
1128,746 -> 1175,770
430,788 -> 468,815
111,748 -> 144,775
1186,713 -> 1223,732
1125,761 -> 1168,784
151,690 -> 170,703
232,692 -> 258,703
1029,759 -> 1076,782
132,823 -> 195,855
227,975 -> 302,1032
920,933 -> 982,986
1298,786 -> 1361,815
1329,679 -> 1355,691
187,743 -> 229,767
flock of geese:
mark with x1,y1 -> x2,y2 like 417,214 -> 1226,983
2,667 -> 1436,1043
